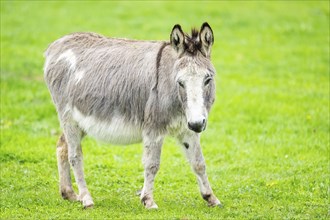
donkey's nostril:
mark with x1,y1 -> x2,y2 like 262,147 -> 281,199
188,119 -> 206,133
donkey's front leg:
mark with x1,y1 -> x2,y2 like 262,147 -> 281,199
178,132 -> 222,207
140,133 -> 163,209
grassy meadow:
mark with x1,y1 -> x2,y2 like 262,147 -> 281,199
1,1 -> 329,219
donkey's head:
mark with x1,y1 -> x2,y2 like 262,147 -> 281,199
171,22 -> 216,133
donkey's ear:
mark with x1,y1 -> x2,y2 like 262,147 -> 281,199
200,22 -> 214,57
170,24 -> 185,53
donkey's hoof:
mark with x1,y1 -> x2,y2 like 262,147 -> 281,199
79,194 -> 94,208
83,200 -> 94,209
147,203 -> 158,209
141,196 -> 158,209
203,194 -> 222,208
83,198 -> 94,209
208,199 -> 222,208
61,188 -> 77,201
144,202 -> 158,209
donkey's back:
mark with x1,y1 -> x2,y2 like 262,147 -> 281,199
44,32 -> 164,109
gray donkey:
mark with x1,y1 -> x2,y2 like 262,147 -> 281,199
44,22 -> 221,209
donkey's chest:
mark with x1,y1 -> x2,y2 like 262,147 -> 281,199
72,108 -> 142,145
167,115 -> 187,136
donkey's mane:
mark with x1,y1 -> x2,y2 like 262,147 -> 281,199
184,28 -> 202,55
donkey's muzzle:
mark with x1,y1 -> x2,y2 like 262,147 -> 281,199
188,119 -> 206,133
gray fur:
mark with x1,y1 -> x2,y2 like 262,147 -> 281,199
45,22 -> 221,209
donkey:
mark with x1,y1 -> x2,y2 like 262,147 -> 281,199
44,22 -> 221,209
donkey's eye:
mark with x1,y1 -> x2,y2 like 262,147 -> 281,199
178,81 -> 185,88
204,78 -> 212,86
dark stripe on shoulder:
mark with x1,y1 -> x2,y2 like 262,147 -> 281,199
154,42 -> 170,91
156,42 -> 169,72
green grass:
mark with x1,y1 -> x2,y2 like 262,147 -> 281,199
1,1 -> 329,219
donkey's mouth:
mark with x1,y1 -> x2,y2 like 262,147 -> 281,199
190,128 -> 203,133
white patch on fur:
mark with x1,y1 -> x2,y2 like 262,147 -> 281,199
63,104 -> 71,115
56,49 -> 76,70
74,70 -> 84,84
186,78 -> 206,123
72,107 -> 142,145
176,65 -> 208,124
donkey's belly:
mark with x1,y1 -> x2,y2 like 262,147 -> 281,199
72,107 -> 142,145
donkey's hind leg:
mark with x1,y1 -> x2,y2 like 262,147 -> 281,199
57,133 -> 77,201
63,123 -> 94,208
